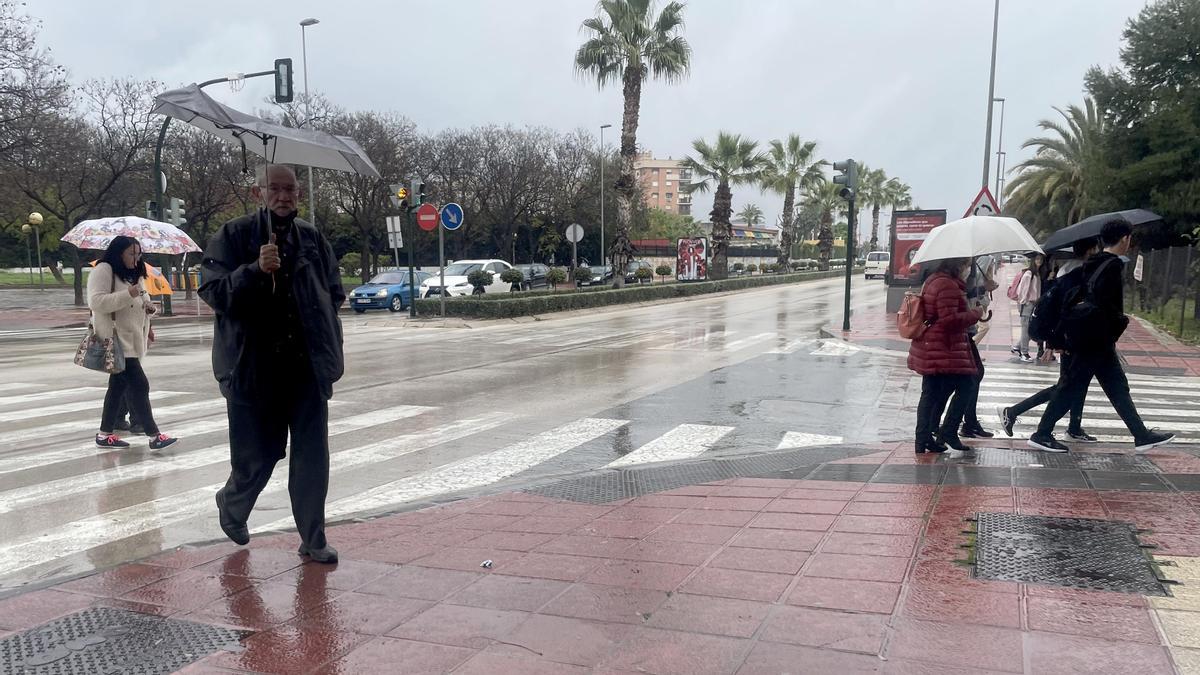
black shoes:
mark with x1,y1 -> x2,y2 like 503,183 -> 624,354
149,434 -> 178,451
114,420 -> 131,431
996,407 -> 1015,437
915,437 -> 948,454
1067,429 -> 1098,443
1028,433 -> 1070,453
298,543 -> 339,564
961,425 -> 994,439
937,433 -> 971,452
1134,430 -> 1175,453
215,491 -> 250,546
95,433 -> 130,448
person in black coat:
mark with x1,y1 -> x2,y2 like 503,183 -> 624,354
1027,220 -> 1174,453
199,163 -> 345,563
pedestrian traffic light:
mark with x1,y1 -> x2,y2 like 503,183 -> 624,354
409,179 -> 426,207
274,58 -> 294,103
146,200 -> 158,220
166,197 -> 187,227
833,159 -> 857,200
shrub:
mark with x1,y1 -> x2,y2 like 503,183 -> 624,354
466,270 -> 494,294
573,266 -> 594,284
547,267 -> 567,288
340,252 -> 362,276
634,266 -> 653,283
655,265 -> 672,282
733,262 -> 745,273
500,267 -> 524,291
746,264 -> 758,274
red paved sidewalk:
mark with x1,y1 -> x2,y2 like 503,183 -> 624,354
4,441 -> 1199,674
837,264 -> 1200,376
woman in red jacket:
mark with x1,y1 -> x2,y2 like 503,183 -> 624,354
908,258 -> 983,453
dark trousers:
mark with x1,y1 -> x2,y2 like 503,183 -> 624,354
1011,352 -> 1086,431
1037,346 -> 1148,438
942,339 -> 984,432
114,396 -> 141,426
218,373 -> 330,549
916,374 -> 972,441
100,358 -> 159,435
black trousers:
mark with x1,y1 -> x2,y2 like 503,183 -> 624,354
942,339 -> 984,432
217,371 -> 330,549
916,374 -> 973,441
114,396 -> 141,426
1037,346 -> 1148,438
100,358 -> 159,435
1011,352 -> 1086,431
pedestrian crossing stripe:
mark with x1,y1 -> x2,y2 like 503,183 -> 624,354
2,398 -> 228,456
0,386 -> 109,407
777,432 -> 845,449
606,424 -> 734,468
0,390 -> 187,425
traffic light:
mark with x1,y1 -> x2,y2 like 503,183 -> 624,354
390,185 -> 410,209
274,58 -> 294,103
409,179 -> 427,206
166,197 -> 187,227
833,160 -> 857,200
146,200 -> 158,220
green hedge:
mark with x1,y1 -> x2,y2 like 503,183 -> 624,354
413,269 -> 857,319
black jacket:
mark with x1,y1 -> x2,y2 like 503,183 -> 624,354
1080,251 -> 1129,344
199,210 -> 345,402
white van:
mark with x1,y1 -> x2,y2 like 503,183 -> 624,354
864,251 -> 890,279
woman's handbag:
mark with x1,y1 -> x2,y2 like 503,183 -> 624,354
74,271 -> 126,374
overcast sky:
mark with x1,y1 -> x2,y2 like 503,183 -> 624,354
38,0 -> 1142,230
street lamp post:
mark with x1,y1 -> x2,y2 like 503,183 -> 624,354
981,0 -> 1000,188
599,124 -> 612,267
993,96 -> 1006,204
997,151 -> 1008,209
21,212 -> 43,290
300,17 -> 319,226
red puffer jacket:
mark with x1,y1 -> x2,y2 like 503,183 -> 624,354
907,272 -> 982,376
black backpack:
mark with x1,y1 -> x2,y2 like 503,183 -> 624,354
1058,258 -> 1121,352
1028,274 -> 1072,348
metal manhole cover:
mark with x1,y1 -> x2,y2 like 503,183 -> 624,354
947,448 -> 1161,473
0,606 -> 247,675
973,512 -> 1168,595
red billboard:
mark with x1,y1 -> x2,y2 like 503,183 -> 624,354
889,209 -> 946,285
676,238 -> 708,281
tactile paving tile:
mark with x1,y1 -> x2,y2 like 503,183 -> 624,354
523,446 -> 866,503
946,448 -> 1161,473
0,606 -> 247,675
972,512 -> 1169,596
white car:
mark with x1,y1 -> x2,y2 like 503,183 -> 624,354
864,251 -> 890,279
420,259 -> 513,297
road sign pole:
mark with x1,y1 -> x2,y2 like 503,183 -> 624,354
572,240 -> 578,274
438,222 -> 446,318
406,209 -> 417,319
843,197 -> 856,332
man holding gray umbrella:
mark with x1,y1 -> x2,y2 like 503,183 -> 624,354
199,163 -> 345,564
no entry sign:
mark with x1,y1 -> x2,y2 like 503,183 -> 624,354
416,203 -> 439,232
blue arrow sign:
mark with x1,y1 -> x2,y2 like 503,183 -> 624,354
440,202 -> 464,231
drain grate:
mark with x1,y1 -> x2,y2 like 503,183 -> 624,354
0,606 -> 247,675
972,512 -> 1168,595
947,448 -> 1161,473
524,446 -> 868,503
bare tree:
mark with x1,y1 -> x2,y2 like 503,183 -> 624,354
0,0 -> 68,164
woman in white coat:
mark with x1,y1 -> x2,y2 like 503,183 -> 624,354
87,236 -> 178,450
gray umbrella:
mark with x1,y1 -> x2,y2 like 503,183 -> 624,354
151,84 -> 381,179
1041,209 -> 1162,252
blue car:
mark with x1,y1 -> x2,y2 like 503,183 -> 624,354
349,271 -> 432,313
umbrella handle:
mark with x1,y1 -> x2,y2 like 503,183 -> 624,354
978,309 -> 993,323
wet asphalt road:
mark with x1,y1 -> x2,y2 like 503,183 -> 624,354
0,277 -> 895,590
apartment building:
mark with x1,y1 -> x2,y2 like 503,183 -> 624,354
633,151 -> 693,216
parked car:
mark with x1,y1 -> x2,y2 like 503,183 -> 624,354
864,251 -> 890,279
349,270 -> 432,313
515,263 -> 550,290
624,259 -> 654,283
578,265 -> 613,286
420,259 -> 513,297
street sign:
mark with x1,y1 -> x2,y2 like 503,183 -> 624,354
440,202 -> 464,231
964,186 -> 1000,218
416,203 -> 439,232
564,223 -> 584,243
386,216 -> 403,249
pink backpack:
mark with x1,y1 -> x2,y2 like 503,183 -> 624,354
1006,271 -> 1025,301
897,285 -> 930,339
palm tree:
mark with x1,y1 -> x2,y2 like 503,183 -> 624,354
737,203 -> 764,227
1004,99 -> 1106,233
855,165 -> 888,252
761,135 -> 824,267
803,177 -> 844,271
682,132 -> 765,279
575,0 -> 692,287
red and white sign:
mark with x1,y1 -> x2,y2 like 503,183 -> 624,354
415,203 -> 439,232
676,238 -> 708,282
964,186 -> 1000,218
888,210 -> 946,284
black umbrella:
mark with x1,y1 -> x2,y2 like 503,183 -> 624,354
1041,209 -> 1162,252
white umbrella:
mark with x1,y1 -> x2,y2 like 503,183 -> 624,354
63,216 -> 202,254
911,215 -> 1042,265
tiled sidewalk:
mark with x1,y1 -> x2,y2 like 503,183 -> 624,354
4,440 -> 1200,674
839,265 -> 1200,376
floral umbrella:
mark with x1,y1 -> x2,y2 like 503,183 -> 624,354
63,216 -> 202,255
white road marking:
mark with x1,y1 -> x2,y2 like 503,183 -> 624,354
0,387 -> 109,408
605,424 -> 734,468
0,391 -> 186,425
0,411 -> 507,578
1,398 -> 228,452
314,417 -> 629,522
810,341 -> 861,357
721,332 -> 777,352
776,432 -> 845,449
767,339 -> 817,354
978,381 -> 1200,399
0,384 -> 37,394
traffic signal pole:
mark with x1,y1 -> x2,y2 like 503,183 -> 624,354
406,207 -> 418,319
842,197 -> 855,332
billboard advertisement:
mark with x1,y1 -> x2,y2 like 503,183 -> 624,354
676,237 -> 708,281
888,209 -> 946,285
